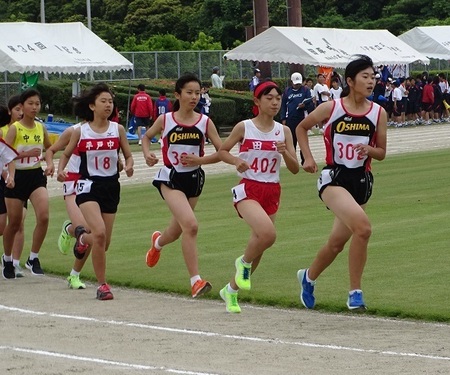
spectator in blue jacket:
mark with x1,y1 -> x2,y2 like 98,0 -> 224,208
281,72 -> 314,163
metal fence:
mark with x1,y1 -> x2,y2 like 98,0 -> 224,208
1,49 -> 447,104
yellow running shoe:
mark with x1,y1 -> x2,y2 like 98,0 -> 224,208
220,286 -> 241,313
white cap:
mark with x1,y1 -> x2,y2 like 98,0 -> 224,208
375,73 -> 381,79
291,72 -> 303,85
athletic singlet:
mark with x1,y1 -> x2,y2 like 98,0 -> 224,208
66,123 -> 82,181
77,121 -> 120,180
160,112 -> 208,173
323,99 -> 381,171
237,120 -> 284,183
11,121 -> 44,170
0,139 -> 18,172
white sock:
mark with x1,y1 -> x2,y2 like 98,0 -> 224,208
227,283 -> 238,294
305,269 -> 315,283
3,255 -> 12,262
155,236 -> 162,250
241,257 -> 252,267
70,269 -> 80,277
13,259 -> 20,267
29,252 -> 39,261
190,275 -> 201,286
349,289 -> 362,295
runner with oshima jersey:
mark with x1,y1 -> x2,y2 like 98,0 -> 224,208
142,73 -> 222,298
218,80 -> 300,313
295,55 -> 387,311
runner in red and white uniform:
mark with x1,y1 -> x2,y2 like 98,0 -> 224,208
57,83 -> 134,301
217,80 -> 300,313
142,73 -> 222,299
45,122 -> 90,290
296,55 -> 387,311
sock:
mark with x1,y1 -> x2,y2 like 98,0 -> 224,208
349,289 -> 362,295
13,259 -> 20,267
70,269 -> 80,277
155,236 -> 162,250
3,254 -> 12,262
241,257 -> 252,268
190,275 -> 201,287
29,252 -> 39,261
65,222 -> 72,234
305,269 -> 315,283
227,283 -> 238,294
79,235 -> 85,246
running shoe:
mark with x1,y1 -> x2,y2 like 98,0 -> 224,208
347,290 -> 367,311
67,275 -> 86,290
234,256 -> 251,291
219,286 -> 241,313
25,257 -> 44,276
191,279 -> 212,298
58,220 -> 73,255
73,226 -> 89,260
2,256 -> 15,279
14,264 -> 24,278
297,269 -> 315,309
96,283 -> 114,300
145,231 -> 162,267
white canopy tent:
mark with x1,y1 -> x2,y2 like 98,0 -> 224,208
224,26 -> 430,67
0,22 -> 133,74
398,26 -> 450,60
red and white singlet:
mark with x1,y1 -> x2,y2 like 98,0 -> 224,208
322,99 -> 381,171
77,121 -> 120,179
63,122 -> 82,196
237,120 -> 284,183
159,112 -> 208,173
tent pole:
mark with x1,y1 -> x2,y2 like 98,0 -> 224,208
126,70 -> 132,131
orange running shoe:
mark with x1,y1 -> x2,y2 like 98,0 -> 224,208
145,231 -> 162,267
191,279 -> 212,298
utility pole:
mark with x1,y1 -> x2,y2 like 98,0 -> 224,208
252,0 -> 271,79
286,0 -> 304,76
40,0 -> 45,23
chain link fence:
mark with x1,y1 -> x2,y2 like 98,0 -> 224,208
1,50 -> 445,104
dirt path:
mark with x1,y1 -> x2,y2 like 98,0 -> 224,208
1,124 -> 450,374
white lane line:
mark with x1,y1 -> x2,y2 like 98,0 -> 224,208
0,345 -> 219,375
1,304 -> 450,362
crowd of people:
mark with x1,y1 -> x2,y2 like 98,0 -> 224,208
372,71 -> 449,127
0,55 -> 443,312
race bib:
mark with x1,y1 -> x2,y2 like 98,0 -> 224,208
231,183 -> 247,203
317,169 -> 334,192
62,180 -> 77,196
154,166 -> 172,182
76,179 -> 93,195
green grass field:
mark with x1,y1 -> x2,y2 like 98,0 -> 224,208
27,149 -> 450,321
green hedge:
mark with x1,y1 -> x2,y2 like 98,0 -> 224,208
36,79 -> 285,131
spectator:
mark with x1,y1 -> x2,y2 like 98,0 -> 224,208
391,81 -> 403,126
211,66 -> 223,89
280,72 -> 314,159
130,84 -> 153,146
330,77 -> 343,99
438,73 -> 449,120
421,77 -> 434,125
249,68 -> 261,92
406,77 -> 422,124
154,89 -> 173,144
313,73 -> 331,133
432,76 -> 444,123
